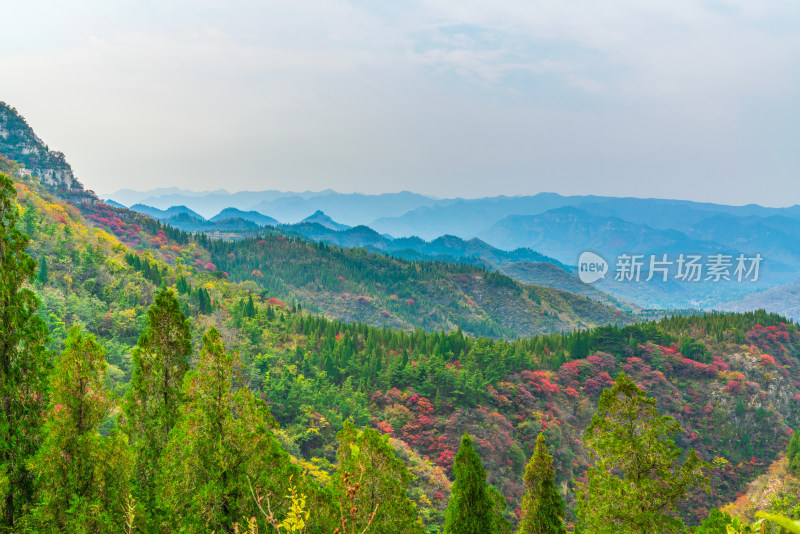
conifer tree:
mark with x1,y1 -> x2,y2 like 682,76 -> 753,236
517,434 -> 566,534
0,172 -> 50,529
37,256 -> 48,284
27,327 -> 132,533
157,327 -> 303,532
334,421 -> 423,534
443,433 -> 496,534
123,288 -> 191,531
575,372 -> 708,533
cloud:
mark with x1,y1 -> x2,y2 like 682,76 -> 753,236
0,0 -> 797,205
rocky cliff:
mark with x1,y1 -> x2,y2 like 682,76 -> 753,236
0,102 -> 82,190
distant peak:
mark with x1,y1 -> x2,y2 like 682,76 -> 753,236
301,210 -> 350,231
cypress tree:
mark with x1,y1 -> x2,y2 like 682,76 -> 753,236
0,172 -> 50,529
37,256 -> 48,284
334,421 -> 423,534
158,327 -> 303,532
443,433 -> 494,534
575,372 -> 708,533
517,434 -> 566,534
123,289 -> 191,531
27,327 -> 132,532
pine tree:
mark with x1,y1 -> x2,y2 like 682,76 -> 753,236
517,434 -> 566,534
123,289 -> 191,531
443,433 -> 495,534
0,172 -> 50,529
37,256 -> 48,284
245,294 -> 256,318
27,327 -> 132,533
575,372 -> 709,533
157,327 -> 303,532
334,421 -> 423,534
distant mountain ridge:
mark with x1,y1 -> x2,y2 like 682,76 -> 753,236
210,208 -> 278,226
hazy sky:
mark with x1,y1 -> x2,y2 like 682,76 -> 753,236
2,0 -> 799,205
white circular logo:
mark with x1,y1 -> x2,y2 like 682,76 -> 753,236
578,251 -> 608,284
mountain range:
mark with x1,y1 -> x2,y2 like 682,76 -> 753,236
112,185 -> 800,315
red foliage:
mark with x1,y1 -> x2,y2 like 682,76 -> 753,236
437,450 -> 455,471
521,370 -> 560,396
376,421 -> 394,435
583,372 -> 615,396
726,381 -> 743,394
759,354 -> 776,366
267,297 -> 285,308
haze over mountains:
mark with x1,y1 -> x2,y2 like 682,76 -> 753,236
107,186 -> 800,315
4,97 -> 798,320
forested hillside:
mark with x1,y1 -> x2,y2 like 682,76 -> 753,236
3,167 -> 800,532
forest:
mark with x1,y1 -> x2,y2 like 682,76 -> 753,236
2,170 -> 800,533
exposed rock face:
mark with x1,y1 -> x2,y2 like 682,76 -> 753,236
0,102 -> 82,190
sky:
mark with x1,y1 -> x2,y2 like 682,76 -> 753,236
1,0 -> 799,205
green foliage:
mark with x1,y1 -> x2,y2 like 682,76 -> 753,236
27,327 -> 132,533
517,434 -> 566,534
788,429 -> 800,476
123,289 -> 191,531
37,256 -> 48,284
695,509 -> 747,534
575,372 -> 709,533
443,433 -> 508,534
0,173 -> 50,529
755,511 -> 800,533
157,327 -> 304,533
334,421 -> 423,534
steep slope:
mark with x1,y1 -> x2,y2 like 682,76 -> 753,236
496,261 -> 627,310
0,101 -> 82,190
203,234 -> 630,339
9,171 -> 800,530
6,102 -> 800,530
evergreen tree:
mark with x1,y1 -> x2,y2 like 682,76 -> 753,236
27,327 -> 132,533
123,289 -> 191,531
37,256 -> 48,284
157,327 -> 303,533
443,433 -> 498,534
334,421 -> 423,534
575,372 -> 708,533
245,294 -> 256,318
0,172 -> 50,529
517,434 -> 566,534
